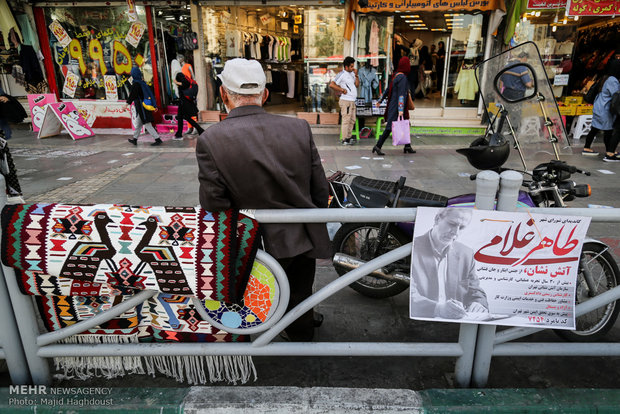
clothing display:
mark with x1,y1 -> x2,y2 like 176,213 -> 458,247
369,20 -> 380,67
358,65 -> 379,104
454,64 -> 478,101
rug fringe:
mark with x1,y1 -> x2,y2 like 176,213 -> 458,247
54,335 -> 256,384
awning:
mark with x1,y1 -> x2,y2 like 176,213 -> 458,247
354,0 -> 506,13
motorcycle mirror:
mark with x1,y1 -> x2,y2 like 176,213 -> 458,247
494,61 -> 538,103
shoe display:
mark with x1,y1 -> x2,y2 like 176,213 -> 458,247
372,146 -> 385,155
151,138 -> 162,146
403,146 -> 416,154
582,149 -> 599,156
603,154 -> 620,162
127,138 -> 137,146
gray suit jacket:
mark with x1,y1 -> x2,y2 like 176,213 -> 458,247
196,105 -> 331,259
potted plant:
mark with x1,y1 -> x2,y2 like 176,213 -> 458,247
297,96 -> 317,124
319,95 -> 340,125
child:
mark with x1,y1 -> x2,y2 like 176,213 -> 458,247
127,67 -> 162,146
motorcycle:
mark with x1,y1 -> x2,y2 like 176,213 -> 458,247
330,42 -> 620,341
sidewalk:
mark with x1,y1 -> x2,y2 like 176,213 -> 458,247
2,124 -> 620,411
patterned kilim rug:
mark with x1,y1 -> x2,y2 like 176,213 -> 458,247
1,203 -> 268,384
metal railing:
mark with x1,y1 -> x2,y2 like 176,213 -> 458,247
2,174 -> 620,387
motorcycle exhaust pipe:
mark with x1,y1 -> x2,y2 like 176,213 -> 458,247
332,253 -> 411,285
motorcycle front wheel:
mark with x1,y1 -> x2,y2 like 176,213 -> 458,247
555,242 -> 620,341
332,223 -> 410,299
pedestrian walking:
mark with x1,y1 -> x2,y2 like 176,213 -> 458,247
127,67 -> 162,146
582,59 -> 620,161
174,73 -> 204,140
329,56 -> 359,145
196,58 -> 331,341
373,57 -> 416,155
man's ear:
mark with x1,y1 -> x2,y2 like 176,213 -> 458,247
220,86 -> 229,106
261,89 -> 269,105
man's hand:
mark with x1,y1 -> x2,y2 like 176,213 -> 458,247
467,302 -> 488,313
0,96 -> 8,103
436,299 -> 467,319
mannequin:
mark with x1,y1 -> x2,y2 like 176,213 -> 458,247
408,39 -> 423,99
170,54 -> 183,99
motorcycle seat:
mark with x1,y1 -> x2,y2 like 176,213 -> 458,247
350,176 -> 448,208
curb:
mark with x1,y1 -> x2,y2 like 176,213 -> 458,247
3,387 -> 620,413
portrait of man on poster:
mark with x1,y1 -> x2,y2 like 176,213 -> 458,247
410,208 -> 489,320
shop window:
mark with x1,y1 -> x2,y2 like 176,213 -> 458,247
43,6 -> 151,100
200,6 -> 308,110
446,14 -> 485,108
513,19 -> 577,99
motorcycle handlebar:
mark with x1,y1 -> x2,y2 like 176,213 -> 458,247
549,160 -> 591,176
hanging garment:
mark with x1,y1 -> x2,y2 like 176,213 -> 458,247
286,70 -> 296,98
358,18 -> 368,51
16,14 -> 37,47
170,59 -> 182,99
19,44 -> 44,85
182,63 -> 194,80
454,68 -> 478,101
358,66 -> 379,104
369,20 -> 379,67
0,0 -> 22,50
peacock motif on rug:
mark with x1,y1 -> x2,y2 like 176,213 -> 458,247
0,203 -> 277,384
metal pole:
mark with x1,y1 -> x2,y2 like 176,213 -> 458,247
0,178 -> 31,384
472,170 -> 522,387
453,324 -> 478,388
2,265 -> 51,385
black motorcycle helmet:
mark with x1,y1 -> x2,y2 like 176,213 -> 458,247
456,134 -> 510,170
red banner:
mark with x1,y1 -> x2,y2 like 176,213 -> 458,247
527,0 -> 566,9
566,0 -> 619,16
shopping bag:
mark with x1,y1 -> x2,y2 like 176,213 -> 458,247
392,116 -> 411,146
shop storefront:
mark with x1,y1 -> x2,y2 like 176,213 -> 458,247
510,1 -> 619,121
0,0 -> 46,100
33,1 -> 160,128
196,1 -> 346,114
349,0 -> 506,114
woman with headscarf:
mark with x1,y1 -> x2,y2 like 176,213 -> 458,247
582,59 -> 620,161
127,66 -> 162,146
373,57 -> 416,155
174,72 -> 204,139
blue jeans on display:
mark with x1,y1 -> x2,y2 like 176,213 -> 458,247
0,119 -> 11,139
311,84 -> 323,111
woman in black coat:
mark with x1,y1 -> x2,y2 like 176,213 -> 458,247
174,73 -> 205,139
373,57 -> 416,155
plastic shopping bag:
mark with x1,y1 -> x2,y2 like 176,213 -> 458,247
392,116 -> 411,146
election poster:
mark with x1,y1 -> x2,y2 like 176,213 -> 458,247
27,94 -> 57,132
38,102 -> 95,140
409,207 -> 591,331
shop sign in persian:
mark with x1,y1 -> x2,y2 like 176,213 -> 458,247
354,0 -> 503,12
27,94 -> 57,132
49,20 -> 72,48
527,0 -> 566,8
38,102 -> 95,140
409,207 -> 590,330
104,75 -> 119,100
566,0 -> 618,15
125,21 -> 146,48
62,72 -> 80,98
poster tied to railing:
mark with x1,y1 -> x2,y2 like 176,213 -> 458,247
409,207 -> 591,330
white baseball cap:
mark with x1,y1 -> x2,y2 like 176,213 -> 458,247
218,58 -> 266,95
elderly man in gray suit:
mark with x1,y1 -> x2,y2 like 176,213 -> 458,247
196,58 -> 331,341
410,208 -> 488,320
